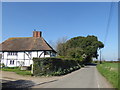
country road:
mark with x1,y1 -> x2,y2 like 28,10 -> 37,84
1,65 -> 114,88
33,65 -> 113,88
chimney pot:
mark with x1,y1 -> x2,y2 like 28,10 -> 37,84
33,31 -> 42,37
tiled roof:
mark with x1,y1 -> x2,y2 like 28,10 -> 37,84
0,37 -> 56,52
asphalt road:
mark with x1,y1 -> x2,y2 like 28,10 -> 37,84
1,65 -> 114,88
35,65 -> 113,88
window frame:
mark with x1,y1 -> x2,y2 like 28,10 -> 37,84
10,60 -> 14,65
8,52 -> 18,56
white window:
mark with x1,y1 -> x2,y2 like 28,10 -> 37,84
8,52 -> 18,56
10,60 -> 14,65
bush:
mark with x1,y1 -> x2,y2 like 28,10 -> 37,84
2,67 -> 19,69
0,63 -> 5,68
33,57 -> 82,76
92,60 -> 98,63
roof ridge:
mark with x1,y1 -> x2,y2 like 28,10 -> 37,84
7,37 -> 32,40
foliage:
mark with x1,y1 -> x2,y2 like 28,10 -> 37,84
0,63 -> 5,68
2,67 -> 31,76
57,43 -> 67,56
102,61 -> 120,63
56,36 -> 68,56
92,60 -> 99,63
66,47 -> 84,59
33,57 -> 82,76
97,63 -> 119,89
56,35 -> 104,63
17,61 -> 25,67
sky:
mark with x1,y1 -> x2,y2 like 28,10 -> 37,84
2,2 -> 118,61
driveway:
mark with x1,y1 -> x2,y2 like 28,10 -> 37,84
1,70 -> 61,88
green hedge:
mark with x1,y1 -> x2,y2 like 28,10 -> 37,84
33,57 -> 82,76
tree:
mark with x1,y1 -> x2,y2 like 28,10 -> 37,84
57,35 -> 104,63
56,36 -> 68,56
66,47 -> 83,59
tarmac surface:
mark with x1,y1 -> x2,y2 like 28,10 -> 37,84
34,65 -> 113,88
0,65 -> 113,89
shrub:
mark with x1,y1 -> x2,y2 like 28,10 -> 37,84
0,63 -> 5,68
92,60 -> 98,63
33,57 -> 82,76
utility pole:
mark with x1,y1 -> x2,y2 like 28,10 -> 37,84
100,49 -> 102,64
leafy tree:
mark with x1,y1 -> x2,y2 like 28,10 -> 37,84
66,47 -> 83,59
57,35 -> 104,63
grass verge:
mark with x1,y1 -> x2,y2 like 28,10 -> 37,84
2,67 -> 31,76
96,63 -> 119,89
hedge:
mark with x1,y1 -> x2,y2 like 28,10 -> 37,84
33,57 -> 82,76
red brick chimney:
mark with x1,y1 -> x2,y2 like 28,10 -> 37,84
33,31 -> 42,37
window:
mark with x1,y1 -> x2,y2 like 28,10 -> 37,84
10,60 -> 14,65
44,51 -> 50,55
8,52 -> 18,56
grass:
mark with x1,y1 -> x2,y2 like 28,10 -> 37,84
97,62 -> 119,89
2,67 -> 32,76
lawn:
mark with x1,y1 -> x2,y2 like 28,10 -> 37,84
2,67 -> 32,76
97,62 -> 119,89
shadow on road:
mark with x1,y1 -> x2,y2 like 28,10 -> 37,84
85,63 -> 97,66
2,79 -> 58,89
2,79 -> 35,89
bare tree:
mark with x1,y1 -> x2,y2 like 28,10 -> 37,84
55,36 -> 68,56
48,36 -> 68,56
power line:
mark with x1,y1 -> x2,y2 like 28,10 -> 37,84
99,2 -> 114,63
104,2 -> 114,45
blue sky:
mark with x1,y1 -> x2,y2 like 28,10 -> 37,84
2,2 -> 118,60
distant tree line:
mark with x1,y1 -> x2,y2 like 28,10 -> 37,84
56,35 -> 104,63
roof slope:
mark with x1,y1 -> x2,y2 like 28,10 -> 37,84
0,37 -> 56,52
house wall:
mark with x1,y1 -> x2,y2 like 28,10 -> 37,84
1,51 -> 55,67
